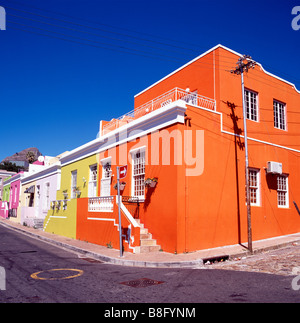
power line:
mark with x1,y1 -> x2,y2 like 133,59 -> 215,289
6,18 -> 235,70
4,0 -> 203,50
4,4 -> 201,54
8,25 -> 184,63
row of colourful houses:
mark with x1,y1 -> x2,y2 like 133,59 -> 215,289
1,44 -> 300,254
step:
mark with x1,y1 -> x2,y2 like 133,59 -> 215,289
140,227 -> 148,235
139,245 -> 161,253
135,219 -> 161,253
140,238 -> 157,246
140,232 -> 152,240
33,218 -> 44,229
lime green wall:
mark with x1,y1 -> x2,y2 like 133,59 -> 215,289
44,154 -> 98,239
2,183 -> 10,202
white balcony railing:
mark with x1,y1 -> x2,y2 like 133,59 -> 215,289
88,196 -> 114,212
102,87 -> 216,134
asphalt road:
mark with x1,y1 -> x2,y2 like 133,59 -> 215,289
0,225 -> 299,305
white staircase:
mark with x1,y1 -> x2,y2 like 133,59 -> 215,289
135,219 -> 161,253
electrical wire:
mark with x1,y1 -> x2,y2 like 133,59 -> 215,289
4,0 -> 203,50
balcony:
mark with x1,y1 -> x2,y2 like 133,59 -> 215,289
101,88 -> 216,135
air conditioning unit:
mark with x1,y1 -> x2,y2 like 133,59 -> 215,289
267,161 -> 282,175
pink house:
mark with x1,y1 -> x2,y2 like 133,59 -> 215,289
6,172 -> 26,221
0,170 -> 17,219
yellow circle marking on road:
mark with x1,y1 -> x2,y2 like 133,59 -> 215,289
30,268 -> 83,281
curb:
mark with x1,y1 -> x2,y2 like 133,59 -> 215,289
0,221 -> 203,268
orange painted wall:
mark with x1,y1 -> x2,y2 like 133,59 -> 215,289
77,197 -> 140,253
79,45 -> 300,254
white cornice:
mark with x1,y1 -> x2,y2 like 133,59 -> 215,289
60,100 -> 187,166
21,162 -> 61,185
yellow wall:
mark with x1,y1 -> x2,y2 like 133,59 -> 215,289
44,154 -> 98,239
21,180 -> 37,208
59,154 -> 98,200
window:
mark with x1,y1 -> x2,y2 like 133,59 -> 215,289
248,168 -> 260,206
131,148 -> 145,199
273,100 -> 286,130
245,89 -> 258,121
43,182 -> 50,210
277,175 -> 289,207
71,170 -> 77,198
100,158 -> 112,197
14,185 -> 17,204
88,164 -> 98,197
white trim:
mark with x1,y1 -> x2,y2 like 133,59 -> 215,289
60,100 -> 186,166
59,101 -> 300,174
49,215 -> 67,219
87,217 -> 115,222
21,164 -> 61,185
100,156 -> 112,165
129,145 -> 146,155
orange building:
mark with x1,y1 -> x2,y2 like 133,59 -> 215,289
77,44 -> 300,254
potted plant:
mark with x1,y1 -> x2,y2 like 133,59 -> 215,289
63,200 -> 68,210
56,200 -> 61,210
51,201 -> 56,210
75,186 -> 81,198
145,177 -> 158,188
62,189 -> 68,199
113,181 -> 126,190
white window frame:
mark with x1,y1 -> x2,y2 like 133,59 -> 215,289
88,164 -> 98,197
130,147 -> 146,201
277,174 -> 289,208
273,100 -> 286,131
248,168 -> 261,207
43,182 -> 50,210
71,170 -> 77,199
100,157 -> 112,197
14,185 -> 17,204
245,89 -> 258,122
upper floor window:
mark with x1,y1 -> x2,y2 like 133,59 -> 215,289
244,89 -> 258,121
273,100 -> 286,130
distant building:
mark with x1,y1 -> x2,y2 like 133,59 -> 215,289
0,170 -> 17,218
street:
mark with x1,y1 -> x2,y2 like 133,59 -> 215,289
0,225 -> 299,304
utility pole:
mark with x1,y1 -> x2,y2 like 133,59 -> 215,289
117,166 -> 123,257
231,55 -> 256,253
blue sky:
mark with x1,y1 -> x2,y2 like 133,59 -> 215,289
0,0 -> 299,161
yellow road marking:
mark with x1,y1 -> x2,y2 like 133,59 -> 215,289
30,268 -> 83,280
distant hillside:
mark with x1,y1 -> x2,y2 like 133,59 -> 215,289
1,147 -> 42,169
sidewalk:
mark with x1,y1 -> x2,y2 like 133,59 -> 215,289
1,218 -> 299,268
